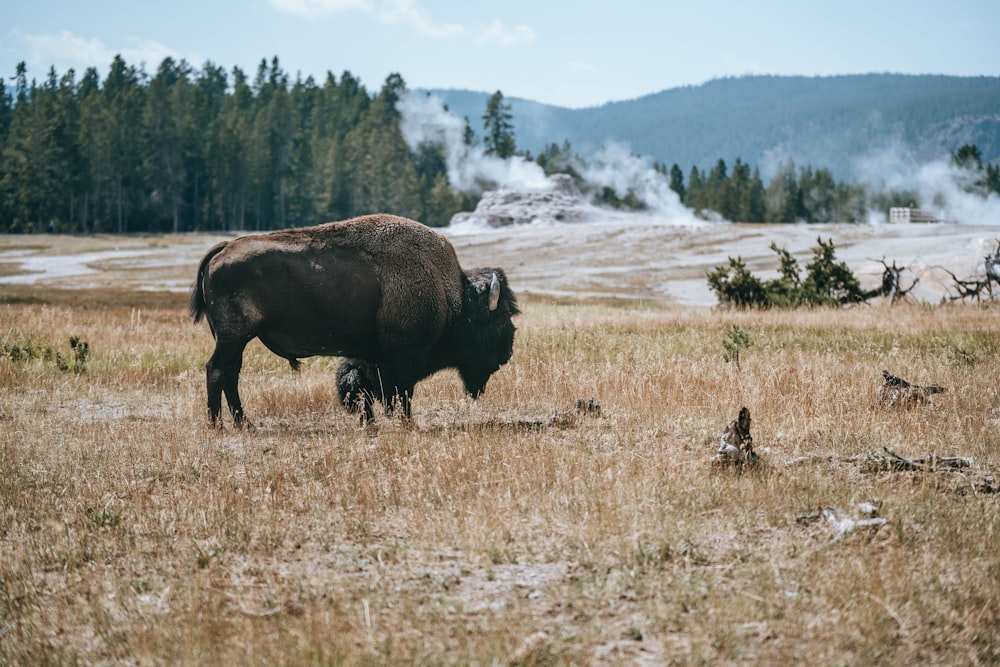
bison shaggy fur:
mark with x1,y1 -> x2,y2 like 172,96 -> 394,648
190,214 -> 519,427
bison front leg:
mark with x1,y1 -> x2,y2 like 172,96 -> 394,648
378,360 -> 418,419
206,341 -> 250,428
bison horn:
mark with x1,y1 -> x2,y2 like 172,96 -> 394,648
488,272 -> 500,312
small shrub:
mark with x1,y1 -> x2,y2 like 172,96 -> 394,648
1,334 -> 90,373
706,257 -> 767,308
68,335 -> 90,373
722,324 -> 753,368
708,237 -> 867,309
800,237 -> 867,306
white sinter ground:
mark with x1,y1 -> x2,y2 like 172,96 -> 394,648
0,181 -> 996,306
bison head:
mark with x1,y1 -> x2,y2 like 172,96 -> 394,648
336,358 -> 381,422
457,268 -> 519,398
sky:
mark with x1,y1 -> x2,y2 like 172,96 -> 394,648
2,0 -> 998,109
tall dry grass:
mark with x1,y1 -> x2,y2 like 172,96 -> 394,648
1,293 -> 997,665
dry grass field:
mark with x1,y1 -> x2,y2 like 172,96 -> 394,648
1,231 -> 999,665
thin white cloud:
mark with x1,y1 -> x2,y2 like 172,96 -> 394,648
568,60 -> 601,73
270,0 -> 462,38
476,20 -> 535,45
117,37 -> 182,71
377,0 -> 463,38
268,0 -> 374,20
18,30 -> 181,76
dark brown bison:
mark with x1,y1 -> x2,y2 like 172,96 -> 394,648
189,214 -> 519,427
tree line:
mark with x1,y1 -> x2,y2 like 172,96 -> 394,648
516,136 -> 999,224
0,57 -> 478,233
661,145 -> 1000,223
1,56 -> 999,234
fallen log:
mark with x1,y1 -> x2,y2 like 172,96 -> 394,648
786,447 -> 971,471
859,446 -> 972,472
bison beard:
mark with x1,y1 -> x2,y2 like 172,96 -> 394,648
190,214 -> 519,427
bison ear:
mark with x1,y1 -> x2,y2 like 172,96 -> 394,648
488,272 -> 500,312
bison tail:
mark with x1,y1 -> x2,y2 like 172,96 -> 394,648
189,241 -> 228,324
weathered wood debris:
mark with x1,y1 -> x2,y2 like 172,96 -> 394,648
858,446 -> 971,472
786,446 -> 970,470
878,370 -> 945,407
712,406 -> 760,466
866,258 -> 919,305
943,238 -> 1000,302
785,447 -> 997,494
796,502 -> 888,545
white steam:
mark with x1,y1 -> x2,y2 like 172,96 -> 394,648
583,143 -> 703,223
396,92 -> 703,224
853,141 -> 1000,226
399,93 -> 1000,228
397,92 -> 549,193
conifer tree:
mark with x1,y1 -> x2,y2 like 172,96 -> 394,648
482,90 -> 515,159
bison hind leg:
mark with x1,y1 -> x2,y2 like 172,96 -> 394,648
336,358 -> 381,423
206,340 -> 251,428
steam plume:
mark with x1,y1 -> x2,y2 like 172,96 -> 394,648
397,92 -> 702,224
397,92 -> 548,192
854,141 -> 1000,225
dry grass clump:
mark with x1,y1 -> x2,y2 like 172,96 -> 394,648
1,294 -> 998,665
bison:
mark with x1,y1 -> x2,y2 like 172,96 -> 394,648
189,214 -> 519,427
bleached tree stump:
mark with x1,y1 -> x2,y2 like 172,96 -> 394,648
712,406 -> 760,466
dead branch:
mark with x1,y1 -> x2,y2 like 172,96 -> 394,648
942,239 -> 1000,302
952,473 -> 999,495
865,257 -> 919,305
878,370 -> 945,407
787,447 -> 971,472
941,265 -> 994,302
860,446 -> 972,472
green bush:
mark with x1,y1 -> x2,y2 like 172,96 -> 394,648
706,257 -> 768,309
722,324 -> 753,368
2,334 -> 90,373
708,237 -> 866,309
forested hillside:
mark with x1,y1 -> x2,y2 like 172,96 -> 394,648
0,57 -> 474,234
427,74 -> 1000,180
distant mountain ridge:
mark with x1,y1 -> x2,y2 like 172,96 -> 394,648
422,74 -> 1000,181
